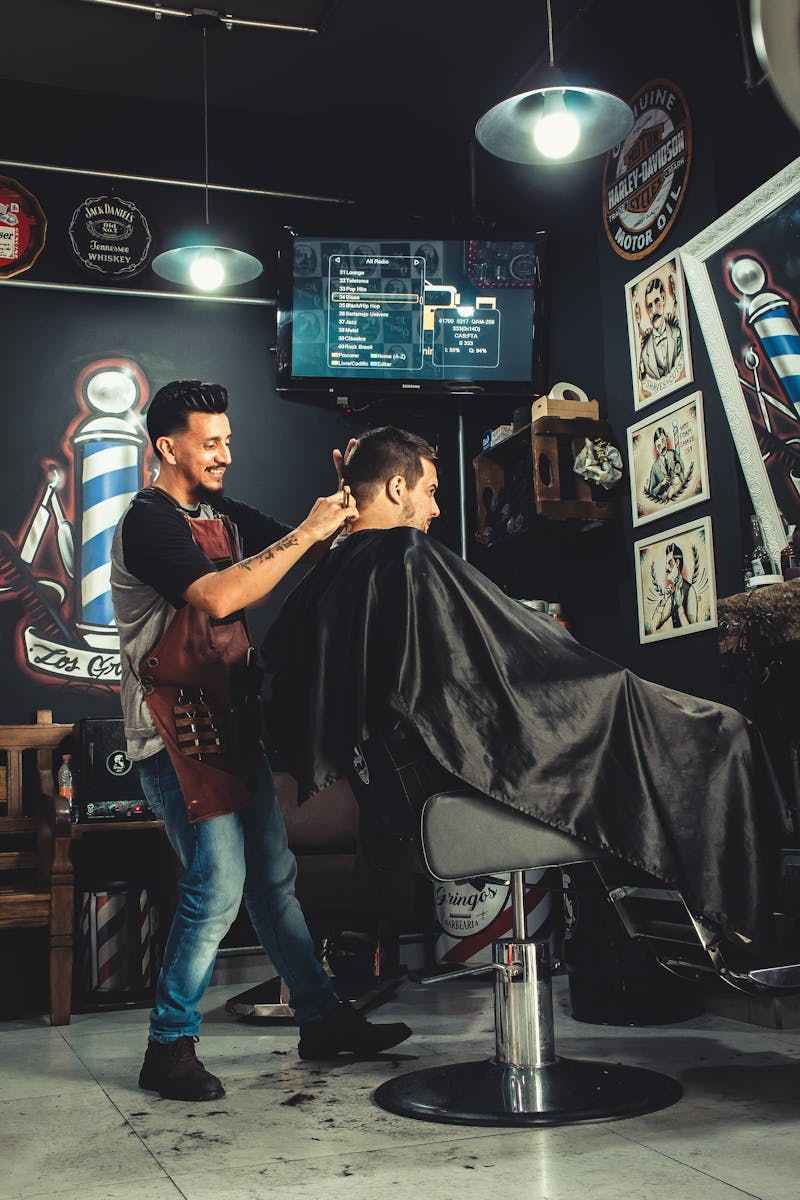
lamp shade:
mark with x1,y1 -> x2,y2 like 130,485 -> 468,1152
476,80 -> 633,165
152,240 -> 263,291
751,0 -> 800,132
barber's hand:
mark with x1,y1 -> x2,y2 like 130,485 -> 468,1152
298,488 -> 359,543
333,438 -> 358,486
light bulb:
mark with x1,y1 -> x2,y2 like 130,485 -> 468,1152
189,252 -> 225,291
533,90 -> 580,159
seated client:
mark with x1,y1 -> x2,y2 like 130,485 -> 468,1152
262,426 -> 791,947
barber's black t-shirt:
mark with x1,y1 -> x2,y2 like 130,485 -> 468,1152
121,488 -> 291,607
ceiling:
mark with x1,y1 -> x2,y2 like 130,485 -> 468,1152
4,0 -> 598,136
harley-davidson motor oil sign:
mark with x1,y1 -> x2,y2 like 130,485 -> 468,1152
603,79 -> 692,262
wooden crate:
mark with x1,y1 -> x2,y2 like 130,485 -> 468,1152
530,395 -> 600,421
472,414 -> 618,546
532,415 -> 617,522
473,426 -> 534,545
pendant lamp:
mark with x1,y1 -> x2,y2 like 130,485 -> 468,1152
152,15 -> 262,290
475,0 -> 633,165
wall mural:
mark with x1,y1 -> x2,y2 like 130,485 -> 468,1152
0,358 -> 152,691
682,155 -> 800,568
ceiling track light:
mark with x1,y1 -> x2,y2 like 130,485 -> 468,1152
79,1 -> 321,36
475,0 -> 634,165
151,18 -> 262,291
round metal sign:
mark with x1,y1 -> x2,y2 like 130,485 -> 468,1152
0,175 -> 47,278
603,79 -> 692,261
68,194 -> 152,277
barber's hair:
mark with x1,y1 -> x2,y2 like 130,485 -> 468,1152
342,426 -> 437,501
665,541 -> 684,570
146,380 -> 229,457
653,425 -> 668,444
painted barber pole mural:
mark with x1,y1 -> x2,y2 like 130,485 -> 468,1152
0,358 -> 151,689
681,157 -> 800,565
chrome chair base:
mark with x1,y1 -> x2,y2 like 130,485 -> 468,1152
374,1055 -> 682,1127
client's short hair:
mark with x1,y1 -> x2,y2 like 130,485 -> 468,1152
342,426 -> 437,501
146,380 -> 229,458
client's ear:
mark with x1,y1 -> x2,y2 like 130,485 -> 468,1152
386,474 -> 405,506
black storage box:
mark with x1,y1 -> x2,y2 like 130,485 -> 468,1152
76,717 -> 152,821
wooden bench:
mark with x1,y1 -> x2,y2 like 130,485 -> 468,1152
0,710 -> 75,1024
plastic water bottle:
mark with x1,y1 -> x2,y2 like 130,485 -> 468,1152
57,754 -> 75,822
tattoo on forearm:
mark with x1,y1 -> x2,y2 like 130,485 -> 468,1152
237,533 -> 300,571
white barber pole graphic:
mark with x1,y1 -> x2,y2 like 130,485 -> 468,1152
0,357 -> 150,686
74,365 -> 146,648
434,868 -> 556,965
81,883 -> 161,995
730,255 -> 800,418
89,888 -> 128,992
139,886 -> 159,987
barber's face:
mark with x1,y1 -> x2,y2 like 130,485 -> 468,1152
159,410 -> 232,501
402,457 -> 440,532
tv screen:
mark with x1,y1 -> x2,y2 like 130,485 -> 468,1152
276,229 -> 546,398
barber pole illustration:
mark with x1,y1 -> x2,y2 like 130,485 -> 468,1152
0,357 -> 150,687
74,364 -> 146,648
81,883 -> 160,995
80,891 -> 93,992
434,868 -> 557,966
138,886 -> 159,988
730,255 -> 800,416
83,887 -> 129,992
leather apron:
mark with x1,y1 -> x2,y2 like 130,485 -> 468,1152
139,505 -> 262,823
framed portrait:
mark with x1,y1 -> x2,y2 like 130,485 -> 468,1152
681,155 -> 800,569
634,515 -> 717,644
627,391 -> 710,527
625,250 -> 693,409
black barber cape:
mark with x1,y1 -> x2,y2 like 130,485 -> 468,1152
263,527 -> 790,943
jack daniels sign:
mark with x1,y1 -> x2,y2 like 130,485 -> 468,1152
68,193 -> 152,278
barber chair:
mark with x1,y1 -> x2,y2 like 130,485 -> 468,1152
352,722 -> 684,1127
353,717 -> 800,1127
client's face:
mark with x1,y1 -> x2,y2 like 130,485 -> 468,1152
402,457 -> 440,532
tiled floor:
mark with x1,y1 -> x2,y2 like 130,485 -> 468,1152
2,975 -> 800,1200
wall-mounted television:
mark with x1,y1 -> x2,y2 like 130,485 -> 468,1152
276,227 -> 547,399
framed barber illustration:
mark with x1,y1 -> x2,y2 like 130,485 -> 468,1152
634,516 -> 717,644
681,155 -> 800,569
627,391 -> 709,527
625,251 -> 693,409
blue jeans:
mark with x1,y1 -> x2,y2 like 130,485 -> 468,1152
137,750 -> 338,1041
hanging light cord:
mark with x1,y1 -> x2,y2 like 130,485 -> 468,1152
545,0 -> 555,67
202,26 -> 210,226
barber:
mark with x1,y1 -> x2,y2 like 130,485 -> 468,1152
110,380 -> 411,1103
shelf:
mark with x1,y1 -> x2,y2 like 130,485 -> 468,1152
473,408 -> 617,546
70,819 -> 165,839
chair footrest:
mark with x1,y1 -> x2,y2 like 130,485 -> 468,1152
746,963 -> 800,989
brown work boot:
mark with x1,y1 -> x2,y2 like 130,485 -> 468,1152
138,1035 -> 225,1101
297,1001 -> 412,1060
